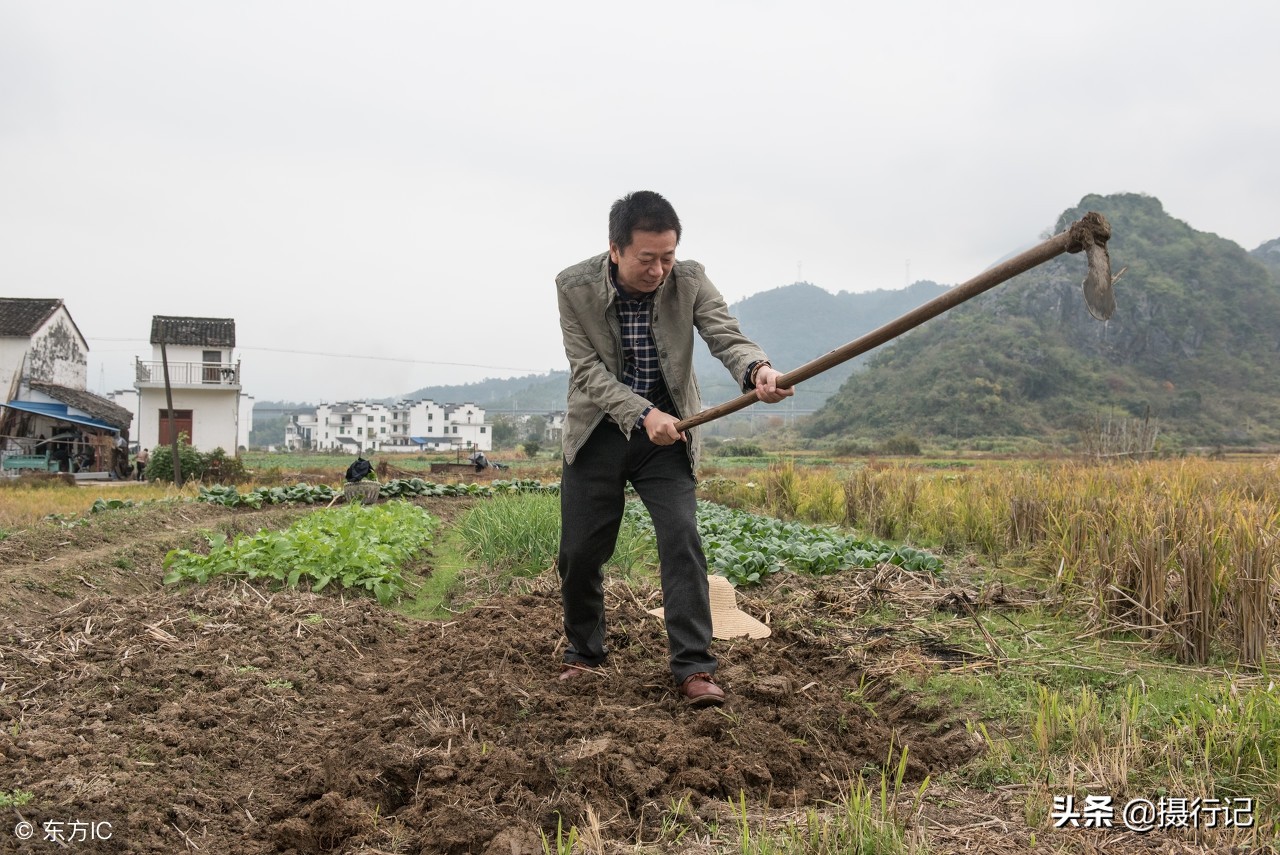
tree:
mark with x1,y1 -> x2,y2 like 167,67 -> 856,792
491,416 -> 519,447
248,414 -> 288,448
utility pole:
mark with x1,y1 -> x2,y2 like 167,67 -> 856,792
160,338 -> 183,487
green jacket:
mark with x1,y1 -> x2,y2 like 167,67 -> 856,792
556,252 -> 768,469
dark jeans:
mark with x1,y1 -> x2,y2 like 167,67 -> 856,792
558,421 -> 715,684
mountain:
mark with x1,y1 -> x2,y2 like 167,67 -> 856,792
691,280 -> 950,410
805,193 -> 1280,447
1253,238 -> 1280,281
400,371 -> 569,412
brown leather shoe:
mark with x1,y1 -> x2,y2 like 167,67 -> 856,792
558,663 -> 595,682
679,672 -> 725,707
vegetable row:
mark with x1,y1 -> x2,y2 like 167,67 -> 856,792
195,478 -> 559,508
625,500 -> 943,586
163,501 -> 436,605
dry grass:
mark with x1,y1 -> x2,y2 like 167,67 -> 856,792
0,479 -> 200,531
703,457 -> 1280,666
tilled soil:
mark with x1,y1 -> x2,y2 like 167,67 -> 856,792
0,499 -> 1260,854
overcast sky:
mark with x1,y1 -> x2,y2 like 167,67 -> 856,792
3,1 -> 1276,404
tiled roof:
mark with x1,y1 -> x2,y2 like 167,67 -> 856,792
0,298 -> 63,337
28,382 -> 134,431
150,316 -> 236,347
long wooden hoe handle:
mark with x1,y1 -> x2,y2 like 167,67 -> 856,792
674,211 -> 1114,433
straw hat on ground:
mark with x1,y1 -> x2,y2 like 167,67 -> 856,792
648,574 -> 771,640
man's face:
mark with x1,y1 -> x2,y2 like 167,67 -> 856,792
610,229 -> 677,297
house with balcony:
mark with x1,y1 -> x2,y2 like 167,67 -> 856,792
307,401 -> 391,453
134,316 -> 241,453
442,403 -> 490,450
285,409 -> 315,451
291,398 -> 491,453
1,298 -> 133,472
390,399 -> 448,450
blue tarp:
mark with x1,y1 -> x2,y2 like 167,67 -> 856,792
410,436 -> 455,446
3,400 -> 120,433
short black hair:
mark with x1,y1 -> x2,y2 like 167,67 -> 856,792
608,191 -> 682,251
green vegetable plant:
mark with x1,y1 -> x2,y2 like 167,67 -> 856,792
91,498 -> 137,513
625,500 -> 943,586
0,790 -> 34,807
196,483 -> 338,508
194,478 -> 559,509
163,501 -> 437,604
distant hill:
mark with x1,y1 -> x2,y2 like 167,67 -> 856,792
400,371 -> 570,412
692,280 -> 950,410
1253,238 -> 1280,281
805,193 -> 1280,447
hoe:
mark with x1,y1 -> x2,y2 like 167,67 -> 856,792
674,211 -> 1116,433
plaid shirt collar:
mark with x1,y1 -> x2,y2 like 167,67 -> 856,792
609,264 -> 673,415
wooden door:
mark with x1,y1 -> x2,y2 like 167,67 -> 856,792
158,410 -> 194,445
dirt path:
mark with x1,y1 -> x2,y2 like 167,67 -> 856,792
0,501 -> 318,611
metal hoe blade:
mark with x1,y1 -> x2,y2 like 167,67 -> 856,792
1070,211 -> 1116,321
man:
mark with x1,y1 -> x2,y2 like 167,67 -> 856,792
48,426 -> 73,472
112,431 -> 130,480
555,191 -> 792,706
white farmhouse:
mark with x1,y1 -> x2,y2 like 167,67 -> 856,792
443,403 -> 490,450
113,386 -> 253,450
0,298 -> 133,469
290,398 -> 491,453
308,401 -> 393,453
134,316 -> 242,453
285,409 -> 315,451
386,399 -> 447,450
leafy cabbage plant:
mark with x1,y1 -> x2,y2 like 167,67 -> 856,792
163,500 -> 437,604
625,500 -> 943,586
